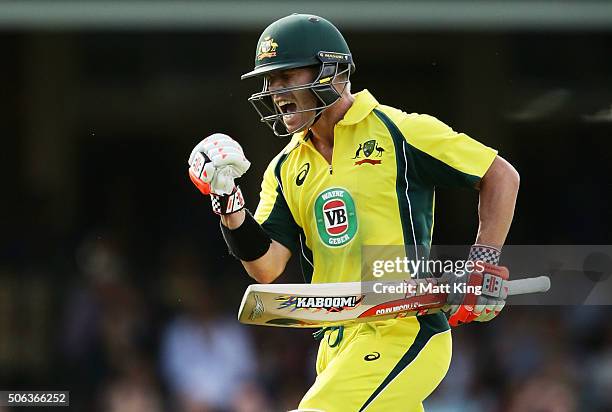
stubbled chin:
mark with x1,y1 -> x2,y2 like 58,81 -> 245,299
282,113 -> 296,123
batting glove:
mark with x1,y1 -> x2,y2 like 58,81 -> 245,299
188,133 -> 251,215
447,245 -> 509,326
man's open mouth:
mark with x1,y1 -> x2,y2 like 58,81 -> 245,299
277,100 -> 297,115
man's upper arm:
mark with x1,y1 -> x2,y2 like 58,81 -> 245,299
254,154 -> 300,253
399,114 -> 497,188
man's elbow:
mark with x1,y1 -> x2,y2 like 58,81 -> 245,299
249,268 -> 279,284
507,163 -> 521,192
505,161 -> 520,192
244,258 -> 285,284
484,156 -> 520,192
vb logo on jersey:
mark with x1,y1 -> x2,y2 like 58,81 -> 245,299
314,188 -> 358,247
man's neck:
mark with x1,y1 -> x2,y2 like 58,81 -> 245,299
309,93 -> 355,146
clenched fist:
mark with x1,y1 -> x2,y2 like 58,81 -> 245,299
188,133 -> 250,215
188,133 -> 251,195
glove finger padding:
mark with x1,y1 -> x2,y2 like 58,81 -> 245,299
189,133 -> 246,166
447,262 -> 510,327
475,300 -> 505,322
200,134 -> 242,151
188,133 -> 251,196
210,151 -> 251,173
472,295 -> 489,319
200,135 -> 250,170
447,273 -> 485,326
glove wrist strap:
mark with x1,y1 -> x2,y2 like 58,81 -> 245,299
469,244 -> 501,265
211,186 -> 245,215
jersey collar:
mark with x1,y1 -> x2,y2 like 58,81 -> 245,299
294,89 -> 379,142
337,89 -> 379,126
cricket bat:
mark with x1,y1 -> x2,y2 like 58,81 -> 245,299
237,275 -> 550,328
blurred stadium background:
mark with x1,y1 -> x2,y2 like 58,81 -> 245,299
1,1 -> 611,411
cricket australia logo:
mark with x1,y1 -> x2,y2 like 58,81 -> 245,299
257,36 -> 278,61
352,139 -> 385,166
314,187 -> 358,247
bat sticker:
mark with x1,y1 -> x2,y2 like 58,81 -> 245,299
275,295 -> 364,312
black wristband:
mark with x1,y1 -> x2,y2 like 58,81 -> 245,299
220,209 -> 272,261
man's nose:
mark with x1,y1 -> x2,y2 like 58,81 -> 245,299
268,78 -> 284,92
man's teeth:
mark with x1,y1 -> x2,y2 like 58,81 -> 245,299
278,100 -> 295,113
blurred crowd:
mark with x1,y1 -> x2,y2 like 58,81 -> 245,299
55,232 -> 316,412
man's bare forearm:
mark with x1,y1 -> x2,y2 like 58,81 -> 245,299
220,211 -> 291,283
242,240 -> 291,283
476,156 -> 520,249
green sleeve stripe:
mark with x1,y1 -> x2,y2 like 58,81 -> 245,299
373,109 -> 434,256
359,315 -> 449,411
298,230 -> 314,284
261,188 -> 299,252
260,153 -> 300,252
273,152 -> 289,187
408,142 -> 482,188
414,146 -> 482,188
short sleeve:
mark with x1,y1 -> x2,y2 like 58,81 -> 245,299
254,154 -> 300,252
400,114 -> 497,188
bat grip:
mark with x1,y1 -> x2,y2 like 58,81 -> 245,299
506,276 -> 551,296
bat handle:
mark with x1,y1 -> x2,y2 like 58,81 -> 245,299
505,276 -> 551,296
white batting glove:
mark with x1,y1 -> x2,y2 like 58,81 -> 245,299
188,133 -> 251,215
188,133 -> 251,195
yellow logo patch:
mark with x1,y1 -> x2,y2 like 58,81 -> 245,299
257,36 -> 278,61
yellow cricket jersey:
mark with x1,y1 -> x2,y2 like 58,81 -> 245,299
254,89 -> 497,285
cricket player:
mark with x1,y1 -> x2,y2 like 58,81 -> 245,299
188,14 -> 519,412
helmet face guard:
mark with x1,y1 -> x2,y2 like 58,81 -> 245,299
247,55 -> 351,137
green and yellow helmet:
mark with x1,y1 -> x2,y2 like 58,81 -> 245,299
241,14 -> 355,136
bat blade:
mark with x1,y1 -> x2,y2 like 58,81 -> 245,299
237,276 -> 550,328
238,279 -> 446,328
